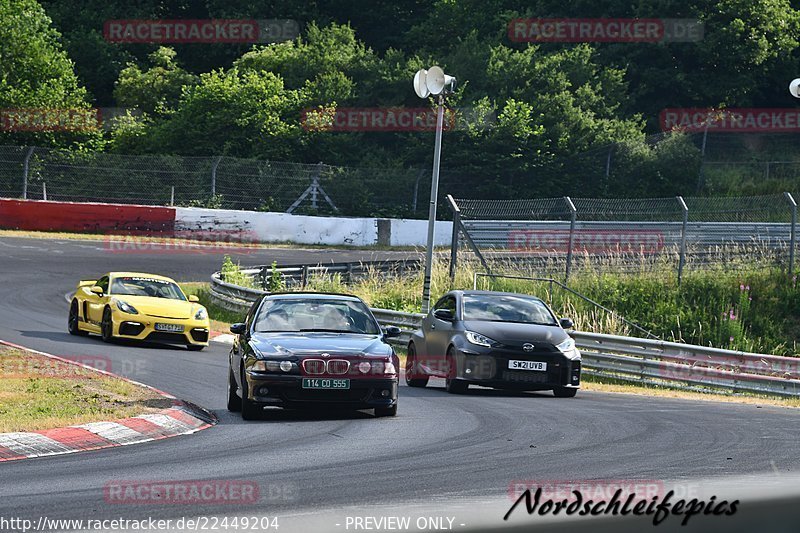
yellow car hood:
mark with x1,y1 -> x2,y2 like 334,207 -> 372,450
113,295 -> 196,319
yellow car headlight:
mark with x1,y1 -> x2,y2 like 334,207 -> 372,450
194,307 -> 208,320
114,299 -> 139,315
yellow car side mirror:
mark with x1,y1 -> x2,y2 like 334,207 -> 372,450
188,295 -> 200,303
90,286 -> 103,295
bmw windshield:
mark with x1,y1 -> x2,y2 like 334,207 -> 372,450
254,298 -> 381,334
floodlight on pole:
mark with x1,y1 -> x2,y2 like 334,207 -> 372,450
790,78 -> 800,98
413,66 -> 456,314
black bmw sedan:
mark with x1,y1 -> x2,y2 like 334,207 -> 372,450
227,292 -> 401,420
407,290 -> 581,397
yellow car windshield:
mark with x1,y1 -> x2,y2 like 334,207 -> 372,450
110,277 -> 186,301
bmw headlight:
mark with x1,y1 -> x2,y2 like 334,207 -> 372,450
115,299 -> 138,315
556,337 -> 580,359
465,330 -> 496,347
194,307 -> 208,320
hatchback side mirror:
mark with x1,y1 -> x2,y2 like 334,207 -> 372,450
230,323 -> 247,335
383,326 -> 401,338
559,318 -> 574,329
433,309 -> 454,322
90,286 -> 103,295
188,295 -> 200,303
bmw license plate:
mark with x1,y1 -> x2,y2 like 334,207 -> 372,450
155,323 -> 184,332
302,378 -> 350,390
508,360 -> 547,371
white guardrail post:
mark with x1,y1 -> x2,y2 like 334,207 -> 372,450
208,265 -> 800,399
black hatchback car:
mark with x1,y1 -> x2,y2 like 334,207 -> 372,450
227,292 -> 401,420
407,290 -> 581,396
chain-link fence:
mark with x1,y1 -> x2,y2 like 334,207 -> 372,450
0,145 -> 425,217
449,193 -> 798,282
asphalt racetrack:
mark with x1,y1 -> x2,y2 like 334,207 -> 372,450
1,235 -> 799,532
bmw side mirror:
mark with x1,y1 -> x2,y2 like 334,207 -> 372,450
559,318 -> 574,329
230,323 -> 247,335
383,326 -> 401,338
433,309 -> 454,321
90,286 -> 103,295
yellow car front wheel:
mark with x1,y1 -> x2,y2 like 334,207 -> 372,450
68,300 -> 88,337
101,307 -> 115,343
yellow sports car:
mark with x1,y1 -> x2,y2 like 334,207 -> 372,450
68,272 -> 210,351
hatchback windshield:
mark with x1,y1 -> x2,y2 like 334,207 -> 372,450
254,298 -> 381,334
110,277 -> 186,301
463,294 -> 557,325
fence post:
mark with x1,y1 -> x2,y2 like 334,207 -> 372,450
170,186 -> 175,206
301,265 -> 309,289
42,182 -> 47,201
785,192 -> 797,276
211,156 -> 222,197
22,146 -> 34,199
564,196 -> 577,284
677,196 -> 689,286
447,195 -> 460,284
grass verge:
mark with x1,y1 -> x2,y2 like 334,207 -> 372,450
0,346 -> 168,432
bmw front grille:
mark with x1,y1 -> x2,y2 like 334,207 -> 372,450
302,359 -> 350,375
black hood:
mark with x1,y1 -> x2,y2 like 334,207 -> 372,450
462,321 -> 567,348
250,332 -> 392,358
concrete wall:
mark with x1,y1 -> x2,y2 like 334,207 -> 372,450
0,199 -> 453,247
175,207 -> 452,247
388,218 -> 453,247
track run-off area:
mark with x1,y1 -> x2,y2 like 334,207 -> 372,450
1,235 -> 799,532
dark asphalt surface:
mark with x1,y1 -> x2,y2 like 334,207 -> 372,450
0,235 -> 799,532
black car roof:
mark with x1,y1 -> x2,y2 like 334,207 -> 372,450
265,291 -> 364,302
456,290 -> 546,302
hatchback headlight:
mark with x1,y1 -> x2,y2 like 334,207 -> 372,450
465,330 -> 496,347
115,299 -> 138,315
556,337 -> 580,359
194,307 -> 208,320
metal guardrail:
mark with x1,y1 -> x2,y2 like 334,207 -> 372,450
574,331 -> 800,398
208,270 -> 800,399
218,260 -> 421,291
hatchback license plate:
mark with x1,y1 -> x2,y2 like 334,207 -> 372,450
508,360 -> 547,371
302,378 -> 350,390
155,323 -> 184,332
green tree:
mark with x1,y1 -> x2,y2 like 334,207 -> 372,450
0,0 -> 100,148
114,47 -> 198,117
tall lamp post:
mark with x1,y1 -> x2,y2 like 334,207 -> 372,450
414,66 -> 456,313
